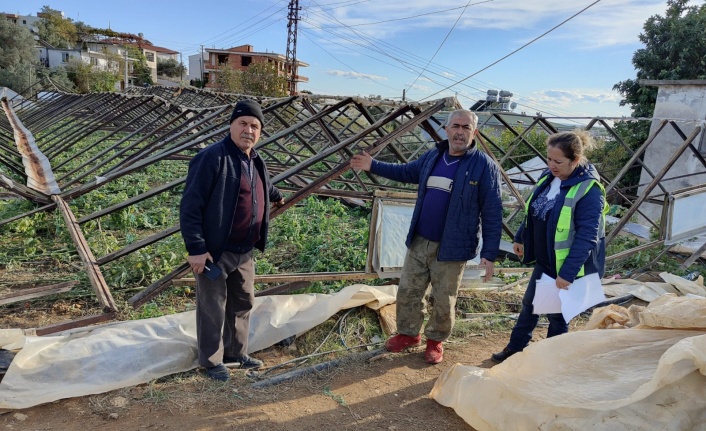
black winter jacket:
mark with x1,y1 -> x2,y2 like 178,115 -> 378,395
180,134 -> 283,263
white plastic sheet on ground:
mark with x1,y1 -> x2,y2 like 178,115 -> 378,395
431,294 -> 706,431
0,283 -> 396,410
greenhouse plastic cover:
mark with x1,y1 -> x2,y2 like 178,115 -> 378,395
0,283 -> 397,410
431,294 -> 706,430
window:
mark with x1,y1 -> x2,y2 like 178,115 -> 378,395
22,20 -> 26,24
90,57 -> 98,66
146,52 -> 155,62
217,54 -> 228,65
62,52 -> 70,62
241,56 -> 252,67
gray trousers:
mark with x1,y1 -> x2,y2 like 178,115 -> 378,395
397,235 -> 466,342
195,250 -> 254,368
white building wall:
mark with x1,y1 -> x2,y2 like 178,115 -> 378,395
142,48 -> 158,82
187,53 -> 207,82
47,49 -> 81,68
638,80 -> 706,222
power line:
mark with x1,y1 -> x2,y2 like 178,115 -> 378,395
420,0 -> 603,101
406,0 -> 475,93
303,1 -> 605,118
300,29 -> 404,92
316,1 -> 495,28
316,0 -> 372,11
199,1 -> 286,46
180,3 -> 288,57
303,6 -> 571,115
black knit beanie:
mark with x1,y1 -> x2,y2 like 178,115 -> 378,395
229,99 -> 264,125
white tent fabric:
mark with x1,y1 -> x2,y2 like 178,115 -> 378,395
431,295 -> 706,430
0,283 -> 397,410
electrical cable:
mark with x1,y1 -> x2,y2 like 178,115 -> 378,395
300,29 -> 408,92
419,0 -> 603,101
303,5 -> 590,117
406,0 -> 476,93
317,0 -> 372,11
316,1 -> 495,28
200,1 -> 287,47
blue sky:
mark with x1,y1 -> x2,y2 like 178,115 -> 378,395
3,0 -> 678,118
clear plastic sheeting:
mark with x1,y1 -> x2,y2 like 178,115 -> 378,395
0,284 -> 397,410
431,295 -> 706,431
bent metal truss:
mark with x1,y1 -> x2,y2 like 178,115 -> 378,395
0,81 -> 704,333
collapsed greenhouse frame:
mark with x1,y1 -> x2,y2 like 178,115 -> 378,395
0,79 -> 704,334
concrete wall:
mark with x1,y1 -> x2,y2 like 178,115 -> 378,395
47,49 -> 80,68
187,53 -> 206,82
638,80 -> 706,222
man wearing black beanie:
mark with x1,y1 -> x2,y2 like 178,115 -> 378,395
180,99 -> 285,381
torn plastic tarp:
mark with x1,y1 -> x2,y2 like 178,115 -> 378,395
431,294 -> 706,430
0,283 -> 396,410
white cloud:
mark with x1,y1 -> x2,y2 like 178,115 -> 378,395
406,83 -> 431,92
535,89 -> 621,104
326,69 -> 388,81
305,1 -> 668,49
440,71 -> 455,78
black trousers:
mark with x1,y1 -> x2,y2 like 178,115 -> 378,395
507,265 -> 569,352
195,250 -> 254,368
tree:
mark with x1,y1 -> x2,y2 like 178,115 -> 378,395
65,58 -> 119,93
36,66 -> 76,92
127,46 -> 153,86
611,0 -> 706,194
36,6 -> 78,49
214,63 -> 240,92
0,18 -> 38,95
214,62 -> 288,96
157,58 -> 186,78
613,0 -> 706,127
237,62 -> 288,97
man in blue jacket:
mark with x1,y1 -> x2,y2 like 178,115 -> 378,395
180,99 -> 284,381
350,109 -> 503,364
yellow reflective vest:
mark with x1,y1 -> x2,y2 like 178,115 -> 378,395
524,175 -> 607,277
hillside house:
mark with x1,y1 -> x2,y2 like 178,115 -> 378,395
188,44 -> 308,93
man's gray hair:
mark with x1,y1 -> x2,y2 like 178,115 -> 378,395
446,109 -> 478,129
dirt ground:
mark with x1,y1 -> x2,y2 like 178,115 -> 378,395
0,328 -> 527,431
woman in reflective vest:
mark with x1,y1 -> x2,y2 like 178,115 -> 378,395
492,130 -> 607,363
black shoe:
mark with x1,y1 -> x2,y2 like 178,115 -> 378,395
205,364 -> 229,382
224,355 -> 263,370
491,347 -> 518,363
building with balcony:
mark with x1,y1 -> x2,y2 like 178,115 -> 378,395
188,44 -> 308,93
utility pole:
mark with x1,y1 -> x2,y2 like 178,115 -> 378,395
285,0 -> 301,96
180,52 -> 184,82
124,47 -> 128,91
402,89 -> 406,102
200,45 -> 205,88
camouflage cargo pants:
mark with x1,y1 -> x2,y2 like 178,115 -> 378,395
396,235 -> 466,342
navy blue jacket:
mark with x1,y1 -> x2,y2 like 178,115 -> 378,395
370,139 -> 503,262
515,164 -> 605,282
180,134 -> 283,263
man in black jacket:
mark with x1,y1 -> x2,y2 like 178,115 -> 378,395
180,99 -> 284,382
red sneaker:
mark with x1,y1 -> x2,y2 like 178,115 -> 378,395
424,339 -> 443,364
384,334 -> 422,353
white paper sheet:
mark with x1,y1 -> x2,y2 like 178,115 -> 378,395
559,272 -> 606,322
532,273 -> 606,321
532,274 -> 562,314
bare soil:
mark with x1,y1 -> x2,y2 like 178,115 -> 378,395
1,329 -> 526,431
